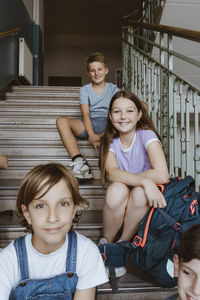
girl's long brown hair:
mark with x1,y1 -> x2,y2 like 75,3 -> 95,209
99,90 -> 161,186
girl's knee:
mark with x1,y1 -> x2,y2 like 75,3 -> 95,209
105,182 -> 129,208
130,187 -> 148,208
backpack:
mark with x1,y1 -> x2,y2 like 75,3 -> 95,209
99,176 -> 200,290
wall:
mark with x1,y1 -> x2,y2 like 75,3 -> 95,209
44,33 -> 122,86
155,0 -> 200,87
22,0 -> 33,19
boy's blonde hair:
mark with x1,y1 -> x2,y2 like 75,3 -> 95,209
85,52 -> 107,71
17,163 -> 89,232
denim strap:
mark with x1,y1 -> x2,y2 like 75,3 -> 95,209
14,237 -> 29,280
66,231 -> 77,272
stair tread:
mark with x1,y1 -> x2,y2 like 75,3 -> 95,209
0,178 -> 102,189
98,268 -> 177,293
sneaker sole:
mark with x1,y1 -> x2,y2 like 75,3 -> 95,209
75,173 -> 93,179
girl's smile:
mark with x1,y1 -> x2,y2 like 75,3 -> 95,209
109,97 -> 142,135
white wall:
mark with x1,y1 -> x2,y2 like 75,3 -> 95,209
156,0 -> 200,87
44,33 -> 122,86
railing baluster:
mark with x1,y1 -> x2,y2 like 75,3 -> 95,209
122,20 -> 200,190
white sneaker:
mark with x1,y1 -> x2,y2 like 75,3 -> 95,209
98,237 -> 127,278
112,266 -> 127,278
70,157 -> 93,179
98,237 -> 108,245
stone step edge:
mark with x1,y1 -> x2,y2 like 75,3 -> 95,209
97,286 -> 177,293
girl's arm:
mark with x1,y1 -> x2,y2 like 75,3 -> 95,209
74,287 -> 96,300
138,141 -> 169,183
106,141 -> 168,185
105,144 -> 167,207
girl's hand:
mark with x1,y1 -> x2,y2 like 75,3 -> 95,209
142,178 -> 167,208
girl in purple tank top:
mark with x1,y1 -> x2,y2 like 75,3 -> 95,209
99,91 -> 169,276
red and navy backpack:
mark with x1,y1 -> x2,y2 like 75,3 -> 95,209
99,176 -> 200,289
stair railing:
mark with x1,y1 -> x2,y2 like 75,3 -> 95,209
122,20 -> 200,191
142,0 -> 165,24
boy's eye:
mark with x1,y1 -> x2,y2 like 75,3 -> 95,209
60,201 -> 69,207
182,268 -> 195,278
36,203 -> 45,209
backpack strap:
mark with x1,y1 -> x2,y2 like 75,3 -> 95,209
109,267 -> 119,292
163,176 -> 194,197
157,208 -> 182,231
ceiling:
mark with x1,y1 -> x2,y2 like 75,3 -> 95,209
44,0 -> 142,36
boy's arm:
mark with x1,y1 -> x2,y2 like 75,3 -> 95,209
74,287 -> 96,300
80,104 -> 101,148
80,104 -> 95,137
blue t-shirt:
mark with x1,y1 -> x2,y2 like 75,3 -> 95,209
80,82 -> 119,118
110,129 -> 160,174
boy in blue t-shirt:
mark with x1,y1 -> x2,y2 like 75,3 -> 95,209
56,52 -> 119,179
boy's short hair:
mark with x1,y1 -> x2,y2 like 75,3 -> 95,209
85,52 -> 107,71
178,224 -> 200,262
17,163 -> 89,232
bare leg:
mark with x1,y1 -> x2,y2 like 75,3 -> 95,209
120,186 -> 149,241
56,117 -> 85,158
0,154 -> 8,169
103,182 -> 130,243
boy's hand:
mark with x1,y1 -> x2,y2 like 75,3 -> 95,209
88,133 -> 102,149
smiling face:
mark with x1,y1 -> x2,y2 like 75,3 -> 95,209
87,61 -> 108,85
174,255 -> 200,300
21,178 -> 78,254
109,97 -> 142,136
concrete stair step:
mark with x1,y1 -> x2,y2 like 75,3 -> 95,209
12,85 -> 80,93
0,128 -> 66,138
0,116 -> 82,129
1,99 -> 80,106
0,144 -> 97,158
0,105 -> 81,116
6,93 -> 79,101
0,178 -> 105,211
0,162 -> 100,180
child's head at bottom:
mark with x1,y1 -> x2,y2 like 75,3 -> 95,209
17,163 -> 89,253
173,224 -> 200,300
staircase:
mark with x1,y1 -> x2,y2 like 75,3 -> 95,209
0,85 -> 176,299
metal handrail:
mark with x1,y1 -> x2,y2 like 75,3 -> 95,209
0,28 -> 20,39
124,20 -> 200,43
122,21 -> 200,191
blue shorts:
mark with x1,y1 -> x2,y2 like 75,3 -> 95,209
77,117 -> 107,139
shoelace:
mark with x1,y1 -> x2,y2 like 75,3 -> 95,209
69,160 -> 85,167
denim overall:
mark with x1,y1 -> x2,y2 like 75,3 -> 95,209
9,231 -> 78,300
